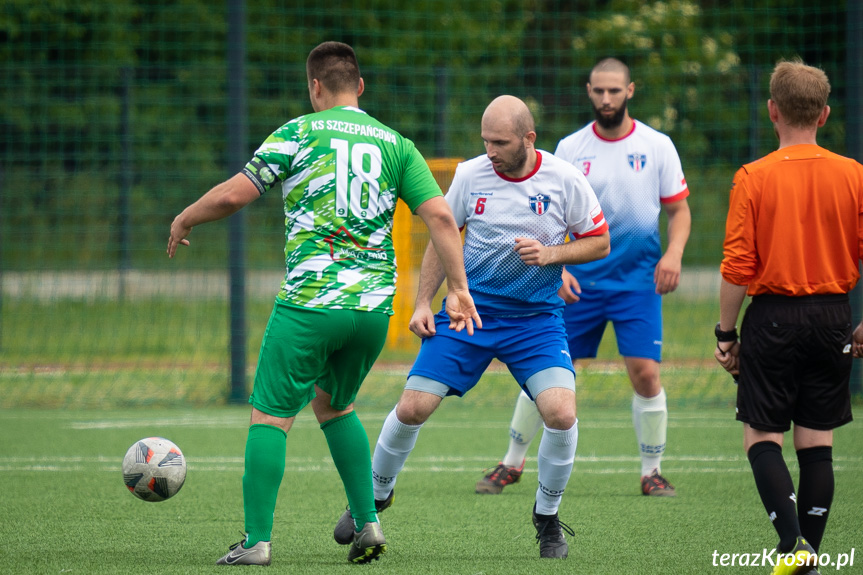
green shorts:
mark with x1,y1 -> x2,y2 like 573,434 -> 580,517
249,301 -> 390,417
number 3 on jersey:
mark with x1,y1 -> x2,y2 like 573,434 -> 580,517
331,138 -> 382,219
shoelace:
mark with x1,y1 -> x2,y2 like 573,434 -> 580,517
226,531 -> 247,551
477,463 -> 505,483
535,516 -> 575,543
484,463 -> 519,484
488,463 -> 508,481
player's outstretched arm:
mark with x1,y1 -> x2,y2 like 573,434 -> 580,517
408,243 -> 479,337
413,196 -> 481,335
514,232 -> 610,267
408,240 -> 445,338
168,173 -> 260,258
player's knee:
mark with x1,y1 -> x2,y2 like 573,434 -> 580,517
396,406 -> 430,425
395,393 -> 437,425
633,382 -> 661,398
533,384 -> 576,430
540,409 -> 576,431
629,366 -> 661,396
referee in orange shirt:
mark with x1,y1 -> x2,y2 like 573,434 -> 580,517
715,59 -> 863,575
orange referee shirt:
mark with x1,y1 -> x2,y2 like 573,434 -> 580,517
721,143 -> 863,296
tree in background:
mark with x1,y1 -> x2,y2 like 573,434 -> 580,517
0,0 -> 850,270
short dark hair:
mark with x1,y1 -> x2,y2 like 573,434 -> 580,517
306,41 -> 361,94
590,57 -> 631,84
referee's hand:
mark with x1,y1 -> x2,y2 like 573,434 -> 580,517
853,321 -> 863,358
714,340 -> 740,376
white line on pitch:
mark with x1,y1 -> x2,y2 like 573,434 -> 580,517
2,464 -> 862,474
66,416 -> 743,430
4,455 -> 862,463
2,454 -> 861,467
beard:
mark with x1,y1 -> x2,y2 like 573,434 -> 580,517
494,141 -> 528,175
593,98 -> 628,129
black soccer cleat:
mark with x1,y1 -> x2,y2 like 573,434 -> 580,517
532,503 -> 575,559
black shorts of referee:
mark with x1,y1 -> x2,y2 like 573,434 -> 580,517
736,293 -> 854,433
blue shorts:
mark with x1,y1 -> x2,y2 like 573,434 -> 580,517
408,312 -> 575,398
562,289 -> 662,361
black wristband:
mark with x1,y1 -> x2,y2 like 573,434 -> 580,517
715,323 -> 738,342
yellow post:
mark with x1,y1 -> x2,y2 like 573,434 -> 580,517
387,158 -> 463,354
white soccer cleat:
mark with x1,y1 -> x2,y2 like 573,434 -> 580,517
216,539 -> 272,566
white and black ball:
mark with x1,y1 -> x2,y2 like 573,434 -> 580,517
122,437 -> 186,502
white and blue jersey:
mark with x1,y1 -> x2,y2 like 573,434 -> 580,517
555,120 -> 689,291
445,150 -> 607,316
411,150 -> 605,395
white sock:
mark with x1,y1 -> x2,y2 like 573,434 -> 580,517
632,388 -> 667,477
371,407 -> 422,500
534,420 -> 578,516
502,390 -> 543,468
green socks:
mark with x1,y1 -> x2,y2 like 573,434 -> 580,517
243,423 -> 287,547
241,413 -> 374,546
321,411 -> 377,531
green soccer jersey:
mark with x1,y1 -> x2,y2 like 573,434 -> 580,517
242,106 -> 442,314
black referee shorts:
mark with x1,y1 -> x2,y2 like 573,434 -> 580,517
736,293 -> 854,433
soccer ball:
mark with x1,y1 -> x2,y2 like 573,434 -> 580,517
122,437 -> 187,502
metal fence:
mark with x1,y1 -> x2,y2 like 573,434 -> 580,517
1,1 -> 861,404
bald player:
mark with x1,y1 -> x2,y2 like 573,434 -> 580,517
332,95 -> 610,559
479,58 -> 691,499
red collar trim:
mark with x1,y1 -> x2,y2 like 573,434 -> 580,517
591,120 -> 636,142
494,151 -> 543,182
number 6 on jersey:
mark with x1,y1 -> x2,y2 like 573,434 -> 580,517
475,197 -> 486,215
